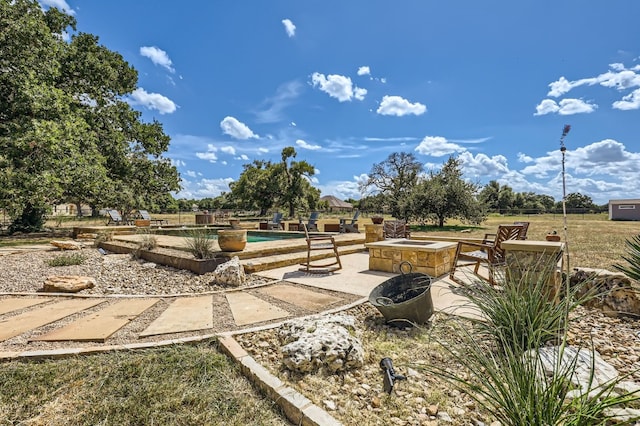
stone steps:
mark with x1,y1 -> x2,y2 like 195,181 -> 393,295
241,244 -> 366,273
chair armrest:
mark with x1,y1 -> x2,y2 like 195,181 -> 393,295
457,240 -> 492,251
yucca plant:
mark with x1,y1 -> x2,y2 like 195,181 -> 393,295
613,233 -> 640,281
419,257 -> 640,425
184,228 -> 215,259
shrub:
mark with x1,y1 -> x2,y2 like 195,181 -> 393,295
93,231 -> 113,247
46,253 -> 86,267
130,233 -> 158,260
184,229 -> 215,259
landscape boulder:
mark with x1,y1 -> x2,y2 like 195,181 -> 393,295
571,267 -> 640,318
50,240 -> 83,250
212,256 -> 246,287
278,314 -> 364,373
43,276 -> 96,293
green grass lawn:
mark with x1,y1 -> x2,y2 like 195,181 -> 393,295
0,342 -> 288,426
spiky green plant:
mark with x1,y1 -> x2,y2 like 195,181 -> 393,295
420,257 -> 640,425
456,256 -> 595,353
613,233 -> 640,281
184,228 -> 215,259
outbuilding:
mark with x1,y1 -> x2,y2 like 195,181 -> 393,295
320,195 -> 354,212
609,199 -> 640,221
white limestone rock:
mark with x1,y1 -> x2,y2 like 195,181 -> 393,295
212,256 -> 246,287
278,314 -> 364,373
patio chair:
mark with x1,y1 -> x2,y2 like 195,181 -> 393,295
339,210 -> 360,233
299,211 -> 320,232
383,220 -> 411,239
138,209 -> 168,226
481,221 -> 529,245
267,212 -> 284,230
106,209 -> 130,226
298,223 -> 342,274
449,224 -> 525,285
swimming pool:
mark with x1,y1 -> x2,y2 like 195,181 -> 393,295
153,228 -> 305,243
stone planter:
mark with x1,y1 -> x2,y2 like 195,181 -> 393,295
134,219 -> 151,227
229,219 -> 241,229
371,217 -> 384,225
217,229 -> 247,252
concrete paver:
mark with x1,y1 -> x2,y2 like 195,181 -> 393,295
33,299 -> 159,342
140,295 -> 214,337
258,284 -> 343,311
0,298 -> 51,315
225,292 -> 290,326
257,252 -> 396,297
0,299 -> 106,342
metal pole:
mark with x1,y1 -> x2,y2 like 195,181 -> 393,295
559,124 -> 571,281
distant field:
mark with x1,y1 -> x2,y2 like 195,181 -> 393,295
43,212 -> 640,271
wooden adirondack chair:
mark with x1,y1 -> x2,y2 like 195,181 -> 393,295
449,224 -> 525,285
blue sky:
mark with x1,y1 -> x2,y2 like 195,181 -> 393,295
43,1 -> 640,205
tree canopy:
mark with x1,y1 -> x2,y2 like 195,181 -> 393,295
410,156 -> 485,227
0,0 -> 180,231
228,147 -> 318,217
360,152 -> 423,220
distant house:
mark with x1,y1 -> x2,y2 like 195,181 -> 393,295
52,203 -> 92,217
609,199 -> 640,221
320,195 -> 354,212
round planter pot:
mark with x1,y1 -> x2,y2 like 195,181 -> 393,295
218,229 -> 247,252
546,235 -> 561,242
229,219 -> 241,229
371,217 -> 384,225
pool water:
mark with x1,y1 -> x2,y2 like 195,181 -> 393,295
217,231 -> 305,243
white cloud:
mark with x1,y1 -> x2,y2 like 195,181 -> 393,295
458,152 -> 510,177
220,146 -> 236,155
185,170 -> 197,178
310,72 -> 366,102
196,152 -> 218,162
376,95 -> 426,116
414,136 -> 465,157
258,147 -> 269,153
517,153 -> 534,163
282,19 -> 296,37
534,98 -> 597,116
129,88 -> 177,114
255,80 -> 303,123
295,139 -> 321,150
357,66 -> 371,76
195,144 -> 218,163
174,177 -> 234,199
38,0 -> 74,14
220,116 -> 258,139
171,159 -> 186,168
534,99 -> 560,115
239,154 -> 249,160
613,88 -> 640,110
354,87 -> 368,101
139,46 -> 175,73
546,64 -> 640,98
318,178 -> 363,199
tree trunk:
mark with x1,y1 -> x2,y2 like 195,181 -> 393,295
75,202 -> 83,217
